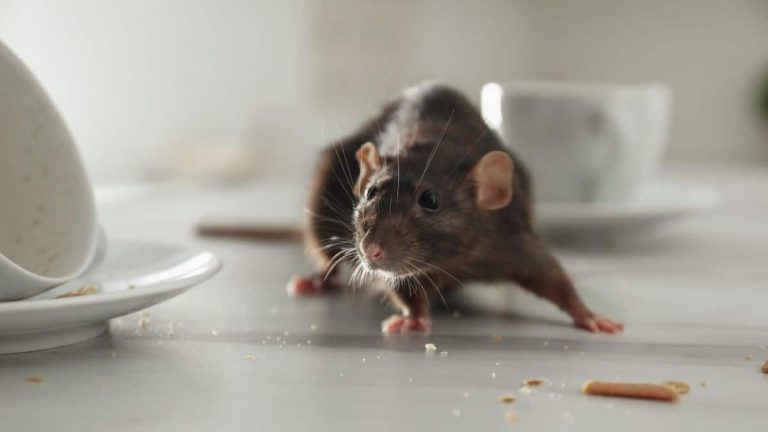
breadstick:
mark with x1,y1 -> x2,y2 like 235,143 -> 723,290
582,380 -> 679,402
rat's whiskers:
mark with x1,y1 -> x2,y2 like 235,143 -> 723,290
416,109 -> 455,190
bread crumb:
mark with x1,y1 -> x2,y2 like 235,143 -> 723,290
523,378 -> 547,387
664,381 -> 690,395
439,351 -> 448,357
700,381 -> 708,388
310,324 -> 318,331
499,395 -> 516,404
245,355 -> 256,361
56,285 -> 99,298
761,360 -> 768,374
138,316 -> 151,329
451,408 -> 461,417
519,386 -> 532,394
211,329 -> 219,336
505,412 -> 517,423
745,356 -> 753,361
492,334 -> 502,342
24,376 -> 43,384
425,343 -> 437,352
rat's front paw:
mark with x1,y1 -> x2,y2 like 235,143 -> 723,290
381,315 -> 432,334
573,314 -> 624,334
286,274 -> 338,297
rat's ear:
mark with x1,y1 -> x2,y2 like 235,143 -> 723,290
354,142 -> 382,197
468,151 -> 514,210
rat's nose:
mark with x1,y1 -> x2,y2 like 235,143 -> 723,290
362,241 -> 384,262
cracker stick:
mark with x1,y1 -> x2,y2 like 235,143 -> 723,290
582,380 -> 679,402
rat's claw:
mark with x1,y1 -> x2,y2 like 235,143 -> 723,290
574,314 -> 623,334
381,315 -> 431,334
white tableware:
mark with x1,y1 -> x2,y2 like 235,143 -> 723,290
481,81 -> 671,204
534,182 -> 720,235
0,40 -> 99,300
0,240 -> 221,354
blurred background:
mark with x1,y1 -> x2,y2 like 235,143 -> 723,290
1,0 -> 767,187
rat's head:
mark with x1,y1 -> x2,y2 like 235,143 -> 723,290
351,141 -> 514,281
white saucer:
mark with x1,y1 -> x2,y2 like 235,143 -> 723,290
0,241 -> 221,354
535,183 -> 721,234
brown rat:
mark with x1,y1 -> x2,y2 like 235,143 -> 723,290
294,83 -> 622,334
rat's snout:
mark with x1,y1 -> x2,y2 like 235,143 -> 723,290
362,241 -> 385,262
356,215 -> 413,274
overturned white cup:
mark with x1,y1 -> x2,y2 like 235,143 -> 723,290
482,81 -> 671,203
0,40 -> 102,301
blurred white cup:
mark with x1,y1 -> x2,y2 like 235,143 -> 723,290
481,81 -> 671,203
0,40 -> 102,301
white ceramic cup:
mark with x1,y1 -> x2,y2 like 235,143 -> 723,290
481,81 -> 671,203
0,40 -> 102,301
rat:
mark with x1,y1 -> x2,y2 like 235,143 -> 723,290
212,83 -> 623,335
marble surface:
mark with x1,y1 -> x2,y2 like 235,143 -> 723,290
1,165 -> 768,431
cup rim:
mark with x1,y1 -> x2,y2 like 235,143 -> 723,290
484,80 -> 670,97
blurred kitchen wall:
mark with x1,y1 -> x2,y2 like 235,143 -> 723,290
0,0 -> 766,185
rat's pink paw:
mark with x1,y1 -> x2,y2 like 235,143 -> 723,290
381,315 -> 432,334
286,274 -> 337,297
574,314 -> 624,334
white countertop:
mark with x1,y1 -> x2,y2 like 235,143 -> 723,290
1,165 -> 767,431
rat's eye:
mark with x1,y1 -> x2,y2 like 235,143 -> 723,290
418,190 -> 440,211
365,185 -> 379,200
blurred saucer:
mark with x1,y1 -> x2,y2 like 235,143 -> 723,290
535,182 -> 721,234
0,241 -> 221,354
